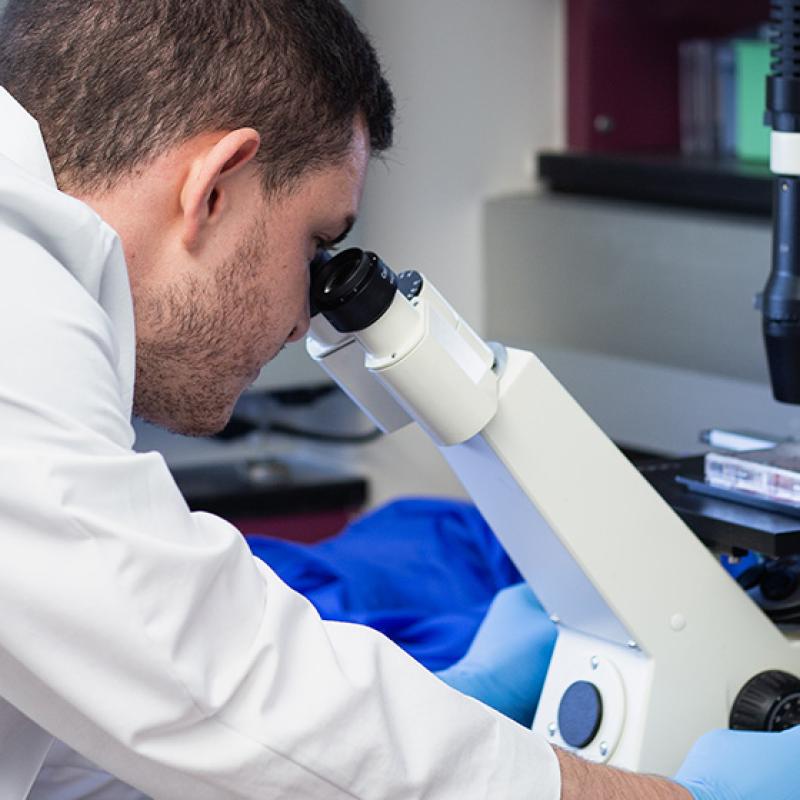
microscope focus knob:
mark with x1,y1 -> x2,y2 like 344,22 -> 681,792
557,681 -> 603,749
760,564 -> 799,602
730,671 -> 800,732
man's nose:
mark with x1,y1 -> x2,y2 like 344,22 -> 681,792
287,304 -> 311,343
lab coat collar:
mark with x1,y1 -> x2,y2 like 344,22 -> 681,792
0,88 -> 57,188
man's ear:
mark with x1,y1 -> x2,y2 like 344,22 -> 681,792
180,128 -> 261,250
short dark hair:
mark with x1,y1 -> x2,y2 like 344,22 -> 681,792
0,0 -> 395,194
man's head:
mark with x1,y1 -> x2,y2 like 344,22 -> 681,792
0,0 -> 394,435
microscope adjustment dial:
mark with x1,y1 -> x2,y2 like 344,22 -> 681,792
730,670 -> 800,732
396,270 -> 423,301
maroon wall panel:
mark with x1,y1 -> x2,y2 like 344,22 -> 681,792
567,0 -> 770,153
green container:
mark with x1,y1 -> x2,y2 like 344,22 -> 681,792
734,39 -> 771,163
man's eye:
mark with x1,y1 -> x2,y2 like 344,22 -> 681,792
315,239 -> 340,254
310,249 -> 331,270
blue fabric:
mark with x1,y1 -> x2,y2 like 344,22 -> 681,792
246,498 -> 522,671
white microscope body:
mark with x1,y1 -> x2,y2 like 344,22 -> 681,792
306,249 -> 800,775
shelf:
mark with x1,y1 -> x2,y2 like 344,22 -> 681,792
537,151 -> 774,217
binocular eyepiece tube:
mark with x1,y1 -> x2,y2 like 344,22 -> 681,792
310,248 -> 400,334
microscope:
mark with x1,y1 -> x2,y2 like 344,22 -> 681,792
760,0 -> 800,404
305,1 -> 800,776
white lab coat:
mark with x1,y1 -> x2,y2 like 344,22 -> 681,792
0,88 -> 561,800
30,740 -> 148,800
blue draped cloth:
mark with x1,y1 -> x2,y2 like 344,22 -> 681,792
246,498 -> 521,672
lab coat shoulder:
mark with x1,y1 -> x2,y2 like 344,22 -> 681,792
0,152 -> 135,448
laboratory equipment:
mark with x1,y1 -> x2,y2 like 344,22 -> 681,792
759,0 -> 800,403
704,442 -> 800,509
307,247 -> 800,775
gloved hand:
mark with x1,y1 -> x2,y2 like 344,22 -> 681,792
435,582 -> 557,726
674,724 -> 800,800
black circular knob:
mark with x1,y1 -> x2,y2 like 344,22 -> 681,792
761,564 -> 799,602
397,270 -> 424,301
310,248 -> 398,333
730,671 -> 800,732
557,681 -> 603,749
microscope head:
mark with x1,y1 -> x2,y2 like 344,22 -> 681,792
760,179 -> 800,404
759,0 -> 800,404
306,247 -> 499,446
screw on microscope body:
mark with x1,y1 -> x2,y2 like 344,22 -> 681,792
599,741 -> 609,757
591,656 -> 600,671
547,723 -> 557,737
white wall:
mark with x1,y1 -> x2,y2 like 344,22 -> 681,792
354,0 -> 565,331
486,194 -> 773,384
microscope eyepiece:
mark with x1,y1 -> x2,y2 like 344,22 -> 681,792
310,248 -> 398,333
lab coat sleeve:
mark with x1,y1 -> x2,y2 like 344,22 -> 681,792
0,226 -> 561,798
30,739 -> 149,800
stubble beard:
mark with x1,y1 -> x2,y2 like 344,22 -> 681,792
132,224 -> 276,437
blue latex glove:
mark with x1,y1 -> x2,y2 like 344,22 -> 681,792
435,582 -> 557,726
674,725 -> 800,800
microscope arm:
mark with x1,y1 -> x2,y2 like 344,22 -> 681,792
307,251 -> 799,774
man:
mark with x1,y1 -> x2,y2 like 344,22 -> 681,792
0,1 -> 795,797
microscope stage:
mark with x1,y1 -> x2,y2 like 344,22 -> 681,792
641,457 -> 800,558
